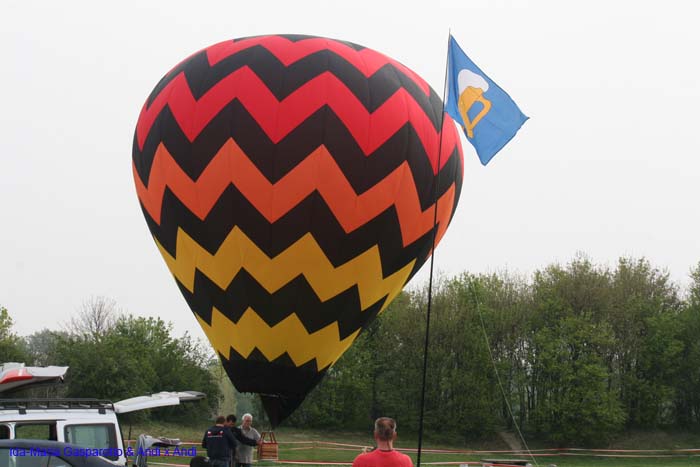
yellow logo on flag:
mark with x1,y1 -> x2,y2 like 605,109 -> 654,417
456,69 -> 491,138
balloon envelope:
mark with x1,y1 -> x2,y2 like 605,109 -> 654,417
132,35 -> 463,426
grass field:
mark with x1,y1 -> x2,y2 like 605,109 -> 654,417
126,423 -> 700,467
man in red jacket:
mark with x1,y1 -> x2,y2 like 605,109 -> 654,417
352,418 -> 413,467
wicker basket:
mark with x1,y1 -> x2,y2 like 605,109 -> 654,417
257,431 -> 279,461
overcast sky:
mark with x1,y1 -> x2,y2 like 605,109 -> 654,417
1,0 -> 698,340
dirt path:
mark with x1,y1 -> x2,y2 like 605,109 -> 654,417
498,431 -> 523,451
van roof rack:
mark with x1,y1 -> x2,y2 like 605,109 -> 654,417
0,398 -> 114,413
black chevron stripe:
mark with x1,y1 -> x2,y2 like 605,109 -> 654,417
141,177 -> 457,274
238,34 -> 366,46
221,347 -> 326,394
133,101 -> 461,200
149,35 -> 368,107
220,347 -> 327,426
145,40 -> 437,121
178,268 -> 386,338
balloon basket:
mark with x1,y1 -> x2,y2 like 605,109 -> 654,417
257,431 -> 279,461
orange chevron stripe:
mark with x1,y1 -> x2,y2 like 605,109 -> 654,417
134,140 -> 457,248
135,66 -> 460,174
205,36 -> 431,96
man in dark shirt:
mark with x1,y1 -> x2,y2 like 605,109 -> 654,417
202,416 -> 236,467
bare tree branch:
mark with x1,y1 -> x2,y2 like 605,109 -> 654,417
64,296 -> 121,341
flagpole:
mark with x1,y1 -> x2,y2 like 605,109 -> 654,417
415,28 -> 451,467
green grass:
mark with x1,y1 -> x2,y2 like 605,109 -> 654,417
125,423 -> 700,467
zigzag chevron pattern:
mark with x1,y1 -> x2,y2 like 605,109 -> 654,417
205,36 -> 431,95
134,140 -> 456,247
134,103 -> 460,193
143,184 -> 439,276
156,227 -> 414,311
198,307 -> 361,370
175,269 -> 388,339
132,34 -> 463,426
135,67 -> 458,174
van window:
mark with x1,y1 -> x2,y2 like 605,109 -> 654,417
64,423 -> 118,460
0,425 -> 9,439
1,448 -> 60,467
15,423 -> 57,441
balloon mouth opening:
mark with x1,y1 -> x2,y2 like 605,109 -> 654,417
259,393 -> 306,428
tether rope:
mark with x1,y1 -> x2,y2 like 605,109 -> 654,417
470,282 -> 538,467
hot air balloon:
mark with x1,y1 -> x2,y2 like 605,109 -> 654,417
132,35 -> 463,426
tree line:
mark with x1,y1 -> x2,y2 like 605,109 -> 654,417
0,297 -> 221,423
283,255 -> 700,446
2,255 -> 700,445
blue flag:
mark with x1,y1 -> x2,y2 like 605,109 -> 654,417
445,36 -> 528,165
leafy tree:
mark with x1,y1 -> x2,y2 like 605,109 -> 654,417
608,257 -> 680,427
210,360 -> 238,418
675,263 -> 700,426
269,256 -> 700,443
50,305 -> 220,424
0,306 -> 30,363
528,315 -> 624,445
421,275 -> 502,440
523,256 -> 627,444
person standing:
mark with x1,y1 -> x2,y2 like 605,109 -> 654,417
234,413 -> 261,467
352,418 -> 413,467
201,416 -> 237,467
225,414 -> 258,467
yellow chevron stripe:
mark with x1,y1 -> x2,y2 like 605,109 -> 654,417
156,227 -> 415,311
197,307 -> 361,369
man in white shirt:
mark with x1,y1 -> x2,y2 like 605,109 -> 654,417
234,413 -> 261,467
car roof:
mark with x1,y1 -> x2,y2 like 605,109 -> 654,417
0,439 -> 113,466
0,364 -> 68,394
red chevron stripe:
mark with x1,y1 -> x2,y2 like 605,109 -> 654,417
135,67 -> 460,174
133,140 -> 457,248
205,36 -> 431,96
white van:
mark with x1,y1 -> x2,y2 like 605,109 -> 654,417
0,363 -> 204,466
